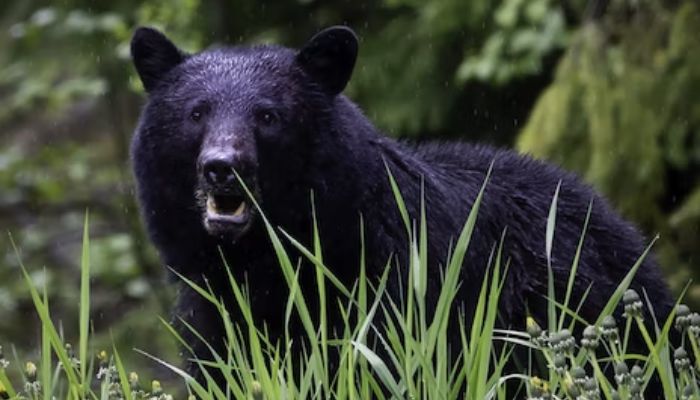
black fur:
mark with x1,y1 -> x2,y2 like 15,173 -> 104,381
130,26 -> 673,387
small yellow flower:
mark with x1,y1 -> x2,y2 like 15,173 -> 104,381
0,380 -> 8,399
151,380 -> 163,395
529,376 -> 549,396
129,372 -> 141,390
251,380 -> 263,400
526,316 -> 542,337
25,361 -> 37,381
563,373 -> 580,397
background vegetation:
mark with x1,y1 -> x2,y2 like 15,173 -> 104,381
1,0 -> 698,384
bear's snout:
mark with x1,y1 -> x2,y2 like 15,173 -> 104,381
196,149 -> 258,238
198,148 -> 256,191
202,157 -> 236,187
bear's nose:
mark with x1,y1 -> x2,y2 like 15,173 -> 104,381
202,158 -> 236,186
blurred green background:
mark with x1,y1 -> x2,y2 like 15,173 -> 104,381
1,0 -> 698,381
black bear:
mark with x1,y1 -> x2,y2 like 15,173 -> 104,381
130,26 -> 673,385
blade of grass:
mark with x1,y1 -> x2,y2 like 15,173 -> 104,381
593,236 -> 658,325
309,193 -> 330,397
280,230 -> 351,299
220,250 -> 277,397
469,234 -> 507,400
545,181 -> 561,334
428,163 -> 493,357
41,283 -> 52,400
384,161 -> 412,237
352,341 -> 402,398
0,370 -> 15,400
158,316 -> 195,355
9,235 -> 81,392
558,200 -> 592,331
175,316 -> 247,399
136,349 -> 213,400
80,212 -> 91,387
112,344 -> 132,400
234,173 -> 322,374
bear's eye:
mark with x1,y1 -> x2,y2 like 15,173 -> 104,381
256,110 -> 278,126
189,104 -> 208,123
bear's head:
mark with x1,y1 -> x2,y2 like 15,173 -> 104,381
131,26 -> 358,242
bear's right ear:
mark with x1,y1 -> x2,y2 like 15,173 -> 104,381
131,27 -> 186,92
296,26 -> 358,95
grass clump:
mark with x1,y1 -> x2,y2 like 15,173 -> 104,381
3,178 -> 698,399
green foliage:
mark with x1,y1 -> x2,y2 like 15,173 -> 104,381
457,0 -> 569,85
517,2 -> 700,302
0,0 -> 205,373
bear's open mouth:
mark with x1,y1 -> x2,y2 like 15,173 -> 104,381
204,191 -> 253,235
207,193 -> 247,220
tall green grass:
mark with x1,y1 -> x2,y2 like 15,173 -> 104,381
3,178 -> 698,399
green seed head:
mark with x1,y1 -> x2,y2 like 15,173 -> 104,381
602,315 -> 617,329
564,374 -> 580,397
614,362 -> 630,386
676,305 -> 691,332
553,353 -> 567,374
581,325 -> 600,350
550,329 -> 574,353
623,289 -> 640,305
571,366 -> 587,384
689,313 -> 700,337
583,377 -> 599,397
630,364 -> 644,386
683,383 -> 694,398
674,347 -> 690,372
623,289 -> 643,318
630,364 -> 643,378
601,316 -> 619,343
559,329 -> 575,353
629,381 -> 641,395
677,304 -> 691,318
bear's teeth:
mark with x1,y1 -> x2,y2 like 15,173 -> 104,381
207,196 -> 217,213
206,195 -> 246,217
232,201 -> 246,217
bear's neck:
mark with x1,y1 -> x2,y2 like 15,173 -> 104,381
300,96 -> 433,246
313,95 -> 432,200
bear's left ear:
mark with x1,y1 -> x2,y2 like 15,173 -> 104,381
296,26 -> 358,95
131,27 -> 187,92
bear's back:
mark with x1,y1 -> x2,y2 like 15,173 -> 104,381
410,140 -> 671,321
